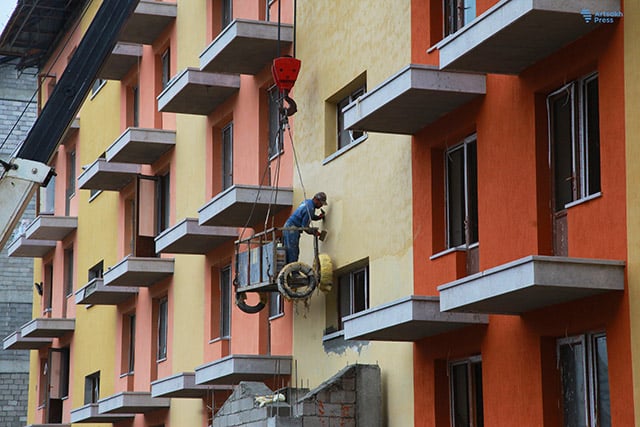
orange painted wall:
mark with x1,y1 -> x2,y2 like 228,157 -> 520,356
411,9 -> 633,427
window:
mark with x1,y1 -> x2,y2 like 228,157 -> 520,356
268,86 -> 283,158
161,49 -> 170,90
449,356 -> 483,427
222,123 -> 233,190
88,260 -> 104,281
222,0 -> 232,29
269,292 -> 284,319
266,0 -> 277,20
157,297 -> 168,361
123,313 -> 136,374
127,83 -> 140,128
65,149 -> 75,215
40,173 -> 56,215
557,332 -> 610,427
220,266 -> 231,338
548,73 -> 600,212
337,86 -> 366,150
43,263 -> 53,314
84,371 -> 100,404
156,172 -> 170,234
338,265 -> 369,330
91,78 -> 105,96
444,0 -> 476,36
446,135 -> 478,248
64,248 -> 74,297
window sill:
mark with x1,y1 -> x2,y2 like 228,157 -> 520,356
88,190 -> 103,203
322,135 -> 368,165
157,357 -> 167,364
322,330 -> 344,342
564,192 -> 602,209
430,242 -> 478,261
208,336 -> 230,344
119,372 -> 134,378
269,312 -> 285,321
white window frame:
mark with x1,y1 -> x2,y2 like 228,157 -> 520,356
448,355 -> 483,427
338,265 -> 369,330
337,85 -> 367,151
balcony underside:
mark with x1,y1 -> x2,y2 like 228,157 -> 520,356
343,64 -> 486,135
343,295 -> 488,341
25,215 -> 77,241
200,19 -> 293,75
198,185 -> 293,227
7,236 -> 56,258
151,372 -> 231,398
155,218 -> 237,254
70,403 -> 135,423
157,68 -> 240,115
77,158 -> 141,191
195,354 -> 292,385
21,318 -> 75,338
98,42 -> 143,80
3,331 -> 52,350
119,0 -> 177,45
105,127 -> 176,164
103,256 -> 174,287
437,0 -> 621,74
98,391 -> 170,414
438,256 -> 625,314
75,278 -> 138,305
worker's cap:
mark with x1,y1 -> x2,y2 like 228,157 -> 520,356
314,192 -> 328,206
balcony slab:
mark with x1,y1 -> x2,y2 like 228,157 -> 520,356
151,372 -> 231,398
195,354 -> 292,385
200,19 -> 293,75
438,256 -> 625,314
21,318 -> 75,338
105,127 -> 176,164
437,0 -> 621,74
104,256 -> 174,287
75,278 -> 138,305
99,42 -> 143,80
7,236 -> 56,258
343,295 -> 488,341
155,218 -> 237,254
70,403 -> 135,423
3,331 -> 52,350
198,185 -> 293,227
343,64 -> 486,135
78,158 -> 141,191
25,215 -> 77,241
120,0 -> 177,45
157,68 -> 240,115
98,391 -> 170,414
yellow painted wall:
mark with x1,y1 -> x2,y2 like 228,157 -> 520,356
625,2 -> 640,424
293,1 -> 415,425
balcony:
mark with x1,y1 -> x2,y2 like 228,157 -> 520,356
157,68 -> 240,115
103,256 -> 174,287
77,158 -> 141,191
155,218 -> 237,254
70,403 -> 135,423
105,127 -> 176,164
98,391 -> 170,414
342,64 -> 486,135
98,42 -> 143,80
3,331 -> 52,350
343,296 -> 488,341
195,354 -> 292,385
20,318 -> 75,338
436,0 -> 621,74
75,278 -> 138,305
151,372 -> 230,398
198,185 -> 293,227
438,256 -> 625,314
7,236 -> 56,258
25,215 -> 77,241
25,424 -> 71,427
119,0 -> 177,45
200,19 -> 293,75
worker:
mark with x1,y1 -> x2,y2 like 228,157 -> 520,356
283,192 -> 327,263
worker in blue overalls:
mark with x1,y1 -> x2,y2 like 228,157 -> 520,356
283,192 -> 327,263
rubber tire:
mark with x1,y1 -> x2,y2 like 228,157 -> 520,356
277,262 -> 317,299
235,291 -> 267,314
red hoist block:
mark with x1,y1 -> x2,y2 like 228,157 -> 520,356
272,56 -> 301,91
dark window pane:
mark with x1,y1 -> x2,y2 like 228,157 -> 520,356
132,85 -> 139,127
161,49 -> 170,90
447,147 -> 465,247
222,0 -> 232,28
559,341 -> 587,427
466,141 -> 478,244
594,335 -> 611,427
64,249 -> 74,297
338,274 -> 351,329
451,363 -> 470,427
128,314 -> 136,373
352,269 -> 368,313
222,124 -> 233,190
585,77 -> 601,196
550,90 -> 575,211
220,267 -> 231,338
473,361 -> 484,427
269,87 -> 281,157
158,298 -> 168,360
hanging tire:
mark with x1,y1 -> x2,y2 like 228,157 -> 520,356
235,291 -> 267,314
277,262 -> 317,300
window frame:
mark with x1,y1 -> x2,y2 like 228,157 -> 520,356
222,122 -> 234,190
157,297 -> 168,362
220,266 -> 231,339
222,0 -> 232,29
156,171 -> 171,234
448,355 -> 483,427
84,371 -> 100,405
161,48 -> 170,90
444,0 -> 476,36
337,85 -> 367,151
337,265 -> 369,330
65,148 -> 76,216
64,247 -> 74,298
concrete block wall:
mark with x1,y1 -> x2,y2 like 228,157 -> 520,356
212,365 -> 381,427
0,59 -> 38,427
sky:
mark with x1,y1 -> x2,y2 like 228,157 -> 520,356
0,0 -> 17,33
